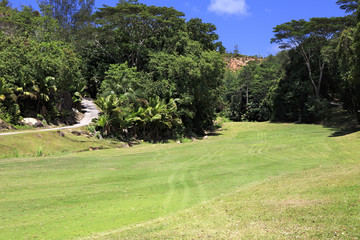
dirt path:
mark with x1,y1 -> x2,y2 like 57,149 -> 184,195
0,98 -> 100,136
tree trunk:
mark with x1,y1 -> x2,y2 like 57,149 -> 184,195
316,61 -> 326,99
299,46 -> 323,98
246,85 -> 249,105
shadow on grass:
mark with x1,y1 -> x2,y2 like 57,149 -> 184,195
207,132 -> 222,137
270,107 -> 360,137
329,127 -> 360,137
322,109 -> 360,137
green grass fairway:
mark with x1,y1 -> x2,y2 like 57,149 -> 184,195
0,128 -> 123,158
1,122 -> 359,239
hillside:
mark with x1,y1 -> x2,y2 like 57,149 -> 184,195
224,55 -> 263,71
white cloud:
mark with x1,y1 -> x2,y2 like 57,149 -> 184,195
208,0 -> 249,16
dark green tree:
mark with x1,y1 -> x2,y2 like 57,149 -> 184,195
93,1 -> 186,68
271,49 -> 323,123
0,6 -> 84,122
224,54 -> 285,122
186,18 -> 220,51
38,0 -> 95,40
336,3 -> 360,122
336,0 -> 359,13
146,41 -> 225,134
0,0 -> 10,7
272,17 -> 346,98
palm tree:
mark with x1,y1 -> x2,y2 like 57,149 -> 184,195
0,77 -> 20,123
0,77 -> 13,101
129,96 -> 181,141
94,95 -> 122,136
37,76 -> 57,114
15,76 -> 57,115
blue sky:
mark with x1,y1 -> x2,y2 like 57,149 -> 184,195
11,0 -> 347,56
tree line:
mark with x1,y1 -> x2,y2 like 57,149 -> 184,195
224,0 -> 360,125
0,0 -> 359,141
0,0 -> 225,141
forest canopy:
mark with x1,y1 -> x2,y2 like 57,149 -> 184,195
0,0 -> 225,140
1,0 -> 359,140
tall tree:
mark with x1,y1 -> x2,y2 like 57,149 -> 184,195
186,18 -> 220,51
146,41 -> 225,134
336,0 -> 359,13
0,0 -> 10,8
337,3 -> 360,122
38,0 -> 95,39
224,54 -> 285,122
271,17 -> 346,98
93,1 -> 186,68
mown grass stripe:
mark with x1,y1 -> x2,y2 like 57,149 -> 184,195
0,122 -> 358,239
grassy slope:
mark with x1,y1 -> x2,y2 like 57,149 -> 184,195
0,122 -> 359,239
0,128 -> 123,158
95,164 -> 360,240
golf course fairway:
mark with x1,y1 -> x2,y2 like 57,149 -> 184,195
1,122 -> 359,239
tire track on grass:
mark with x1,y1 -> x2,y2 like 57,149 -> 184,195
162,151 -> 194,212
162,143 -> 219,212
191,170 -> 207,203
179,170 -> 190,209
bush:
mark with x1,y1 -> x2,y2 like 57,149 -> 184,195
301,98 -> 329,123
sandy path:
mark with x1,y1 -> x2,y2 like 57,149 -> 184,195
0,98 -> 99,136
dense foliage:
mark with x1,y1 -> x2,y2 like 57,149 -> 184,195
1,0 -> 360,140
221,0 -> 360,124
0,3 -> 85,123
223,54 -> 286,122
0,0 -> 224,140
88,1 -> 225,139
268,0 -> 360,123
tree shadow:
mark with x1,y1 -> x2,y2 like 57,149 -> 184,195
329,127 -> 360,137
324,115 -> 359,137
207,132 -> 222,136
321,107 -> 360,137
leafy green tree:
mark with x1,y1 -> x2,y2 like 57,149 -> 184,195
0,0 -> 10,7
271,48 -> 331,123
0,77 -> 13,101
100,62 -> 143,97
224,54 -> 285,122
127,96 -> 181,141
352,5 -> 360,84
91,1 -> 225,136
93,1 -> 186,68
337,0 -> 359,13
271,49 -> 312,122
81,1 -> 189,98
271,17 -> 346,98
186,18 -> 220,51
0,6 -> 84,122
336,3 -> 360,122
146,41 -> 225,134
95,95 -> 123,136
0,3 -> 61,41
38,0 -> 95,33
